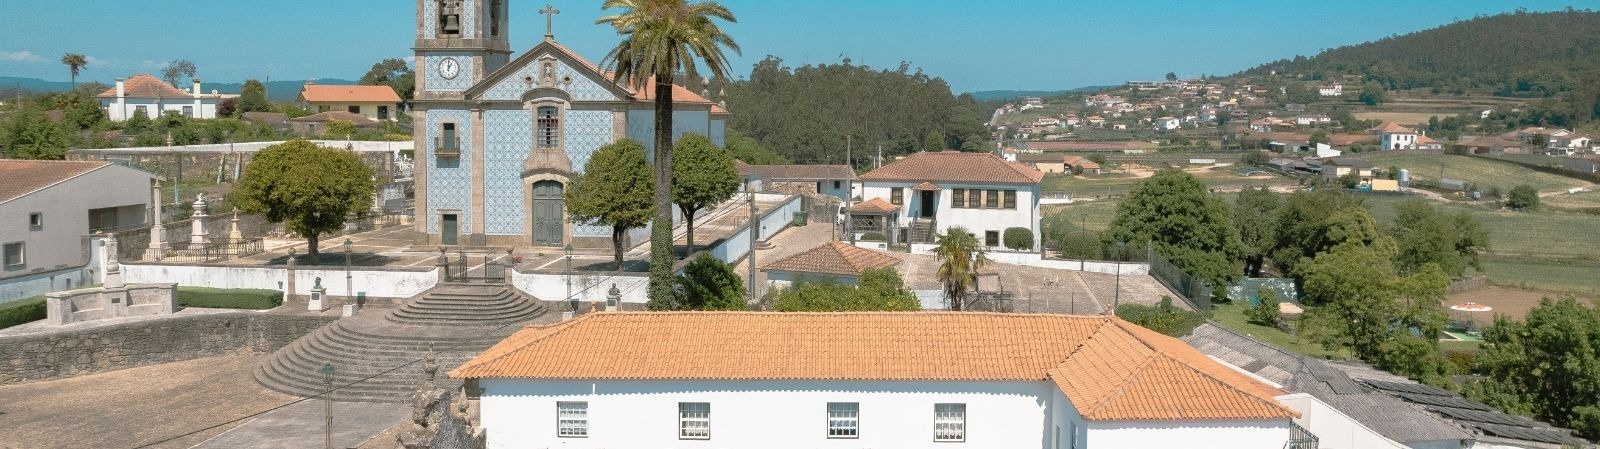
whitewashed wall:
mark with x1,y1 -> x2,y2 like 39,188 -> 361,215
1086,419 -> 1289,449
706,194 -> 803,265
1275,393 -> 1410,449
478,379 -> 1056,449
120,263 -> 437,298
510,271 -> 649,303
859,181 -> 1041,251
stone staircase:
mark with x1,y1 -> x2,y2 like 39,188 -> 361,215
253,283 -> 551,403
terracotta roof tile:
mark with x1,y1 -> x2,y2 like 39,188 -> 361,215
761,242 -> 901,277
911,181 -> 940,191
848,197 -> 899,214
297,84 -> 402,103
1369,122 -> 1416,134
860,151 -> 1043,185
451,312 -> 1297,422
0,160 -> 110,204
96,74 -> 195,99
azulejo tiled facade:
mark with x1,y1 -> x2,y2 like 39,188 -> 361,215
411,0 -> 728,247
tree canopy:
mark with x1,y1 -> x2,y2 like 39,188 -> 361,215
1270,190 -> 1388,282
1105,169 -> 1242,287
359,58 -> 415,104
1390,199 -> 1488,277
671,133 -> 739,255
566,139 -> 655,271
1467,296 -> 1600,440
668,253 -> 746,311
773,268 -> 919,312
230,140 -> 374,257
160,59 -> 197,87
236,80 -> 270,114
1234,186 -> 1281,277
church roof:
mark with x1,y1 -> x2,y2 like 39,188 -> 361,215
469,39 -> 726,113
297,83 -> 402,104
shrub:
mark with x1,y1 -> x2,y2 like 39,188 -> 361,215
177,287 -> 283,309
1506,184 -> 1539,210
859,232 -> 886,242
1002,227 -> 1034,251
1058,230 -> 1102,260
0,296 -> 47,329
1116,297 -> 1208,337
1240,150 -> 1270,167
1246,287 -> 1280,327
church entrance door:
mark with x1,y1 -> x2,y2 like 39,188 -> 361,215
532,181 -> 564,246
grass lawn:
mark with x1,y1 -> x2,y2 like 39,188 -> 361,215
1211,301 -> 1352,360
1544,190 -> 1600,211
1361,194 -> 1600,261
1042,199 -> 1123,234
1361,153 -> 1587,193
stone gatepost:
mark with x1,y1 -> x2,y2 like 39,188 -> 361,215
146,180 -> 168,261
100,235 -> 130,318
436,247 -> 450,283
308,277 -> 328,312
227,209 -> 244,243
500,249 -> 516,286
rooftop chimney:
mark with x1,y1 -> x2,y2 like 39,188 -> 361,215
192,78 -> 202,96
115,78 -> 125,98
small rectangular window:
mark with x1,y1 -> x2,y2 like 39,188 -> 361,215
28,213 -> 43,231
1004,190 -> 1017,209
557,401 -> 588,437
986,189 -> 1000,208
986,231 -> 1000,247
182,105 -> 194,118
2,242 -> 23,270
833,180 -> 842,189
133,105 -> 148,118
967,189 -> 980,209
537,106 -> 560,149
347,105 -> 361,114
319,105 -> 331,112
827,402 -> 859,439
951,189 -> 965,208
890,188 -> 903,205
679,402 -> 710,440
934,403 -> 965,442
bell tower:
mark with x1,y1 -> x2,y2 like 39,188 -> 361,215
415,0 -> 511,99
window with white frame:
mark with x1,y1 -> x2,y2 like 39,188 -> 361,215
827,402 -> 859,438
679,402 -> 710,439
934,403 -> 965,442
556,401 -> 588,437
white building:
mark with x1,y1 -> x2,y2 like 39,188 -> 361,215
97,74 -> 236,121
450,312 -> 1301,449
0,161 -> 159,302
854,151 -> 1043,250
1155,116 -> 1181,130
1319,83 -> 1344,96
1370,122 -> 1420,150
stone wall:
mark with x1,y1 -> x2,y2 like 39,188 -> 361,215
0,313 -> 335,385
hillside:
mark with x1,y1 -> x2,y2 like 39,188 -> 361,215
1243,9 -> 1600,97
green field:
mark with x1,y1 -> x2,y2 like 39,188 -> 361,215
1480,259 -> 1600,294
1361,153 -> 1588,192
1362,195 -> 1600,261
1043,168 -> 1291,199
1042,200 -> 1123,233
1544,190 -> 1600,211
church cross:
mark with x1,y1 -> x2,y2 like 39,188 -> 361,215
539,3 -> 560,39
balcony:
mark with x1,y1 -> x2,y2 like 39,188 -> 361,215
434,136 -> 461,158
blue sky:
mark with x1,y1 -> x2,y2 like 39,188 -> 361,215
0,1 -> 1587,93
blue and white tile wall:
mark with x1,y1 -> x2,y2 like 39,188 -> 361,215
564,108 -> 617,238
482,109 -> 532,235
625,109 -> 718,155
479,56 -> 620,102
424,52 -> 476,92
425,109 -> 474,234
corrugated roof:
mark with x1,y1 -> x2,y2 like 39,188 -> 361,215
452,312 -> 1297,422
860,151 -> 1043,185
297,83 -> 402,103
760,241 -> 901,277
0,160 -> 110,204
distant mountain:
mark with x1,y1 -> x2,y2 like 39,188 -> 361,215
967,85 -> 1116,102
0,76 -> 359,102
1242,9 -> 1600,96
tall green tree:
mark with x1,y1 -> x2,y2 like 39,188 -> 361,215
934,226 -> 989,311
0,106 -> 69,160
672,253 -> 746,310
1467,296 -> 1600,439
773,268 -> 919,312
237,79 -> 270,113
1270,190 -> 1386,283
1506,184 -> 1540,210
1234,186 -> 1280,277
1390,199 -> 1488,277
60,53 -> 87,89
230,140 -> 375,258
358,58 -> 415,104
566,139 -> 656,271
671,133 -> 738,255
597,0 -> 741,305
160,59 -> 197,87
1104,169 -> 1242,289
1300,243 -> 1448,362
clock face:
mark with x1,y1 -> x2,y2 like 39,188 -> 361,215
438,58 -> 461,80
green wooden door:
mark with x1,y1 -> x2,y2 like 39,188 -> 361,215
440,214 -> 458,245
532,181 -> 563,246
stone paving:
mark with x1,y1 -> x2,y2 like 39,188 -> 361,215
897,253 -> 1180,314
190,400 -> 408,449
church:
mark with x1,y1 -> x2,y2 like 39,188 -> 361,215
411,0 -> 728,248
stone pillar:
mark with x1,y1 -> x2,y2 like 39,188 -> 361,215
501,249 -> 516,286
102,235 -> 124,289
189,194 -> 210,248
436,247 -> 450,283
146,180 -> 167,261
285,248 -> 298,304
227,209 -> 244,243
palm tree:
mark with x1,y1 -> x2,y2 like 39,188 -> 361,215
934,226 -> 989,311
597,0 -> 740,303
60,53 -> 88,89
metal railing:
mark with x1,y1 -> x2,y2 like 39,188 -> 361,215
1286,422 -> 1319,449
162,238 -> 266,263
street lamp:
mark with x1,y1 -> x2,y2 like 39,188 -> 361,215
320,362 -> 335,449
564,244 -> 574,311
1114,241 -> 1127,314
343,239 -> 353,306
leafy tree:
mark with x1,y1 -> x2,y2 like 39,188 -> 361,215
773,268 -> 919,312
60,53 -> 87,89
1467,296 -> 1600,439
723,128 -> 788,164
671,133 -> 738,255
1309,130 -> 1329,145
160,59 -> 197,87
1234,186 -> 1280,277
1390,199 -> 1488,277
0,106 -> 69,160
358,58 -> 415,104
216,98 -> 236,118
597,0 -> 742,306
1246,287 -> 1280,327
1375,333 -> 1454,387
566,139 -> 656,271
237,80 -> 270,113
1300,243 -> 1448,369
1087,153 -> 1108,165
230,140 -> 374,258
323,120 -> 357,139
1506,184 -> 1539,210
1358,82 -> 1389,106
934,226 -> 989,311
1270,190 -> 1387,283
1165,72 -> 1178,82
1104,169 -> 1242,289
1239,150 -> 1270,166
1117,297 -> 1207,337
671,253 -> 745,310
1002,227 -> 1033,252
1337,171 -> 1361,189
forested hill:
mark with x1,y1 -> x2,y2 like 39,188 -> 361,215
1243,9 -> 1600,96
719,56 -> 990,165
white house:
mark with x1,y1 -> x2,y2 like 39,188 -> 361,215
1370,122 -> 1420,150
1155,116 -> 1181,130
98,74 -> 236,121
450,312 -> 1301,449
855,151 -> 1043,251
1319,83 -> 1343,96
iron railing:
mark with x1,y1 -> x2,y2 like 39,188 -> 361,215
162,238 -> 265,263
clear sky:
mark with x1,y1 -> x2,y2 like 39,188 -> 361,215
0,1 -> 1588,93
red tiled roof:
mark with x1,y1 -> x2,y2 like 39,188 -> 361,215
848,197 -> 899,214
0,160 -> 110,203
451,312 -> 1297,422
96,74 -> 194,99
860,151 -> 1043,185
1369,122 -> 1416,134
761,241 -> 901,277
912,181 -> 940,191
297,83 -> 402,103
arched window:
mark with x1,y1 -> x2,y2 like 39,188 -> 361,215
537,106 -> 560,148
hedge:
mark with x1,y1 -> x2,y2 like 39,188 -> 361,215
177,287 -> 283,310
0,296 -> 47,330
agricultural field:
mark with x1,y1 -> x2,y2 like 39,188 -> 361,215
1360,153 -> 1589,193
1351,111 -> 1446,126
1042,166 -> 1291,199
1479,260 -> 1600,295
1543,189 -> 1600,211
1041,199 -> 1122,233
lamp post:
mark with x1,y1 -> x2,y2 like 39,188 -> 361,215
320,362 -> 335,449
1114,241 -> 1127,314
342,239 -> 353,306
564,244 -> 574,311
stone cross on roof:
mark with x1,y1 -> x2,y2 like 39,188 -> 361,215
539,3 -> 560,39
